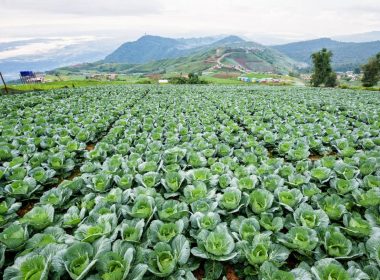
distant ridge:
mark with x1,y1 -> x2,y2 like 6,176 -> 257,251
211,35 -> 245,45
272,38 -> 380,71
104,35 -> 247,64
333,31 -> 380,43
3,32 -> 380,80
58,35 -> 303,75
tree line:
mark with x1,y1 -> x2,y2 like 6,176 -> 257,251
310,49 -> 380,88
169,73 -> 208,84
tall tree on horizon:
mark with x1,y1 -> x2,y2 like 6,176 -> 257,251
310,48 -> 337,87
361,53 -> 380,87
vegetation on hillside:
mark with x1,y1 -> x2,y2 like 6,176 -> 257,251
273,38 -> 380,71
52,39 -> 302,76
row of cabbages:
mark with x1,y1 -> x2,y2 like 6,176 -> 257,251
0,86 -> 379,280
0,87 -> 147,227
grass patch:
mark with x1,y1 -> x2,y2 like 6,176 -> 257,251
1,79 -> 151,94
202,76 -> 244,85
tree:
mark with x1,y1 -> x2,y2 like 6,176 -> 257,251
325,72 -> 338,87
169,73 -> 208,85
188,73 -> 200,84
361,53 -> 380,87
288,71 -> 300,78
310,48 -> 337,87
353,67 -> 361,75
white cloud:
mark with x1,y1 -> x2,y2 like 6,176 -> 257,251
0,0 -> 379,43
0,0 -> 162,16
0,37 -> 96,60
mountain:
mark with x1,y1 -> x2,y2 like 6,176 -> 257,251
333,31 -> 380,43
272,38 -> 380,71
4,33 -> 380,81
104,35 -> 247,64
128,41 -> 302,74
0,37 -> 123,81
104,35 -> 184,64
174,35 -> 226,48
58,35 -> 303,75
212,35 -> 245,45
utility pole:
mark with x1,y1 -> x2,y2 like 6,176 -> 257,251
0,72 -> 9,94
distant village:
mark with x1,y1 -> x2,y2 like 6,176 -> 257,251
237,76 -> 285,84
12,69 -> 363,87
85,73 -> 118,80
301,71 -> 362,82
16,71 -> 119,84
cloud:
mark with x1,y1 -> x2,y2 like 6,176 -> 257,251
0,36 -> 96,60
344,3 -> 380,14
0,0 -> 379,43
0,0 -> 162,16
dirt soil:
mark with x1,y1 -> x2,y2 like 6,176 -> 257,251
17,201 -> 35,217
194,267 -> 205,280
213,73 -> 240,79
226,265 -> 239,280
194,264 -> 239,280
86,144 -> 95,151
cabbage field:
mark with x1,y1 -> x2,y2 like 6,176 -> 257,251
0,85 -> 380,280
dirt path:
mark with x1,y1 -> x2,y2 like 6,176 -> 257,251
208,51 -> 249,73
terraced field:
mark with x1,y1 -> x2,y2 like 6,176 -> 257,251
0,85 -> 380,280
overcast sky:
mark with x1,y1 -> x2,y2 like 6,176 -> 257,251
1,0 -> 380,44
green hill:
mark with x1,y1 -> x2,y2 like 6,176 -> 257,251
104,35 -> 244,64
104,35 -> 186,64
56,36 -> 303,75
130,42 -> 302,74
272,38 -> 380,71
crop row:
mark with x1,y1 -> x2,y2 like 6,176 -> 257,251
0,85 -> 379,280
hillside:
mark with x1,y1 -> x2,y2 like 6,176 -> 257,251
104,35 -> 186,63
104,35 -> 245,64
272,38 -> 380,71
57,35 -> 303,75
129,42 -> 301,74
333,31 -> 380,43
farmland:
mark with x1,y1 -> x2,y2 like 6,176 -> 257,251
0,85 -> 380,280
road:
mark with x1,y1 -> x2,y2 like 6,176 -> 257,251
209,51 -> 250,73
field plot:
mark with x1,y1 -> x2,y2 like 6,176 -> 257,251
0,85 -> 380,280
